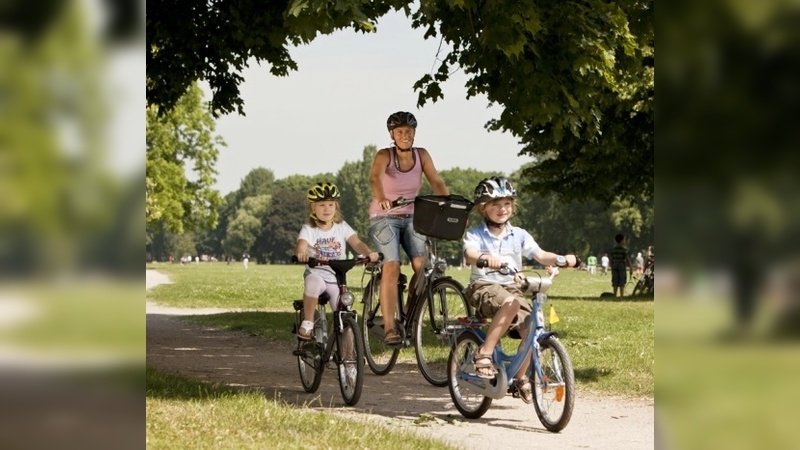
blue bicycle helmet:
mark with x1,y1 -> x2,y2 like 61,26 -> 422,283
474,177 -> 518,204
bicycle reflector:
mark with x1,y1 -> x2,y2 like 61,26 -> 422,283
339,291 -> 355,307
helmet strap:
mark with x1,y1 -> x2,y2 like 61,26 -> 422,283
485,218 -> 507,229
393,142 -> 412,152
309,212 -> 333,226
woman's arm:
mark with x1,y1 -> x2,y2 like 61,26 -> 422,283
369,149 -> 391,209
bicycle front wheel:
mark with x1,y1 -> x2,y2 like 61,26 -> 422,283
533,336 -> 575,432
448,331 -> 492,418
336,316 -> 365,406
296,339 -> 324,393
361,276 -> 399,375
414,278 -> 471,387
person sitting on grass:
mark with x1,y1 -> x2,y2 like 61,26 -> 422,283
462,177 -> 580,403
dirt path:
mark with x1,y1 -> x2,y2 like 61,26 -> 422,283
146,270 -> 653,449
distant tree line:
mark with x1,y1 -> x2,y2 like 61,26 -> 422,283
146,146 -> 653,266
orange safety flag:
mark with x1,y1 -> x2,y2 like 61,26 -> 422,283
549,306 -> 560,325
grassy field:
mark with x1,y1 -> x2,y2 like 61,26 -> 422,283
146,261 -> 653,398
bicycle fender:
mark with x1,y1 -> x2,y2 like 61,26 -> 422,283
536,331 -> 559,342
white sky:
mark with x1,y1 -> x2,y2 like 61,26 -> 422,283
202,10 -> 532,195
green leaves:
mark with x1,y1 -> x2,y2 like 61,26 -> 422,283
147,0 -> 652,205
146,84 -> 223,234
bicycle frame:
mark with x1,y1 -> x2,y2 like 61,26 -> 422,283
453,274 -> 556,399
293,256 -> 372,405
294,259 -> 361,357
400,237 -> 450,333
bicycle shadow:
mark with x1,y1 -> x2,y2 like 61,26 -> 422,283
146,311 -> 557,434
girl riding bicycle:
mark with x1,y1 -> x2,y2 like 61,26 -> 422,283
463,177 -> 580,403
295,182 -> 380,340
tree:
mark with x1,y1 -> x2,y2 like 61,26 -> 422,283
147,1 -> 653,203
274,174 -> 329,193
146,84 -> 224,234
260,189 -> 307,263
412,0 -> 653,205
238,167 -> 276,199
224,195 -> 271,259
336,146 -> 376,239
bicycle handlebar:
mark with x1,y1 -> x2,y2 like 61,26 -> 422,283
383,196 -> 414,212
475,259 -> 556,293
291,253 -> 384,268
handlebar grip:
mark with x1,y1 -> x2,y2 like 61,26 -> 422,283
476,258 -> 488,268
378,252 -> 385,262
292,255 -> 318,267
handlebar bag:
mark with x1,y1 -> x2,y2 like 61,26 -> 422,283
413,195 -> 475,240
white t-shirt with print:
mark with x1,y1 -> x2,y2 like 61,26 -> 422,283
297,222 -> 356,282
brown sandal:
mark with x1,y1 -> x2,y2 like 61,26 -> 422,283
384,328 -> 402,346
473,353 -> 497,379
515,376 -> 533,404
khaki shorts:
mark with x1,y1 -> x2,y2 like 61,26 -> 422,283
465,282 -> 532,336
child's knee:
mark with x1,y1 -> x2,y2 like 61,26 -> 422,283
501,296 -> 522,312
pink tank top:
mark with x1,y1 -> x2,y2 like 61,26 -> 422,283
369,147 -> 423,217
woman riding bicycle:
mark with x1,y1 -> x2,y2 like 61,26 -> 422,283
367,111 -> 449,345
295,182 -> 379,340
463,177 -> 579,403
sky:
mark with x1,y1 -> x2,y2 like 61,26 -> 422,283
201,10 -> 533,195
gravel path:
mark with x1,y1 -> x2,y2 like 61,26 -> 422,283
146,270 -> 654,449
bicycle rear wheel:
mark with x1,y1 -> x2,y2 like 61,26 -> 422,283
336,316 -> 365,406
414,278 -> 471,387
361,276 -> 399,375
533,336 -> 575,432
447,332 -> 492,418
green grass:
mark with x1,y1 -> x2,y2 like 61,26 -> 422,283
146,367 -> 455,449
147,262 -> 653,398
0,280 -> 142,356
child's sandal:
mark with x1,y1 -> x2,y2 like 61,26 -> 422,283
297,320 -> 314,341
473,353 -> 497,379
515,376 -> 533,404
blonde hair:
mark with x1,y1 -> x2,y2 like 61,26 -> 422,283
307,200 -> 344,227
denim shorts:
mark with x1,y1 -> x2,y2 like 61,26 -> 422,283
369,215 -> 425,263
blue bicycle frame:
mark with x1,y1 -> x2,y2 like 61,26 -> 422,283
454,272 -> 558,399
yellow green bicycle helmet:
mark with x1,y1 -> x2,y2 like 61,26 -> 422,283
306,182 -> 340,203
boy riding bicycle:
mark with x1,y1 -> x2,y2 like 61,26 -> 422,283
462,177 -> 579,403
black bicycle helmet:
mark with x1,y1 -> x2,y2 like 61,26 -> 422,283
306,182 -> 340,203
386,111 -> 418,131
474,177 -> 518,204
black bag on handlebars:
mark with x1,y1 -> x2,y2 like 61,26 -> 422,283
413,195 -> 475,240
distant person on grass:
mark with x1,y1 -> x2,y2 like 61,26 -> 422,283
611,234 -> 634,297
587,254 -> 597,275
294,182 -> 379,341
